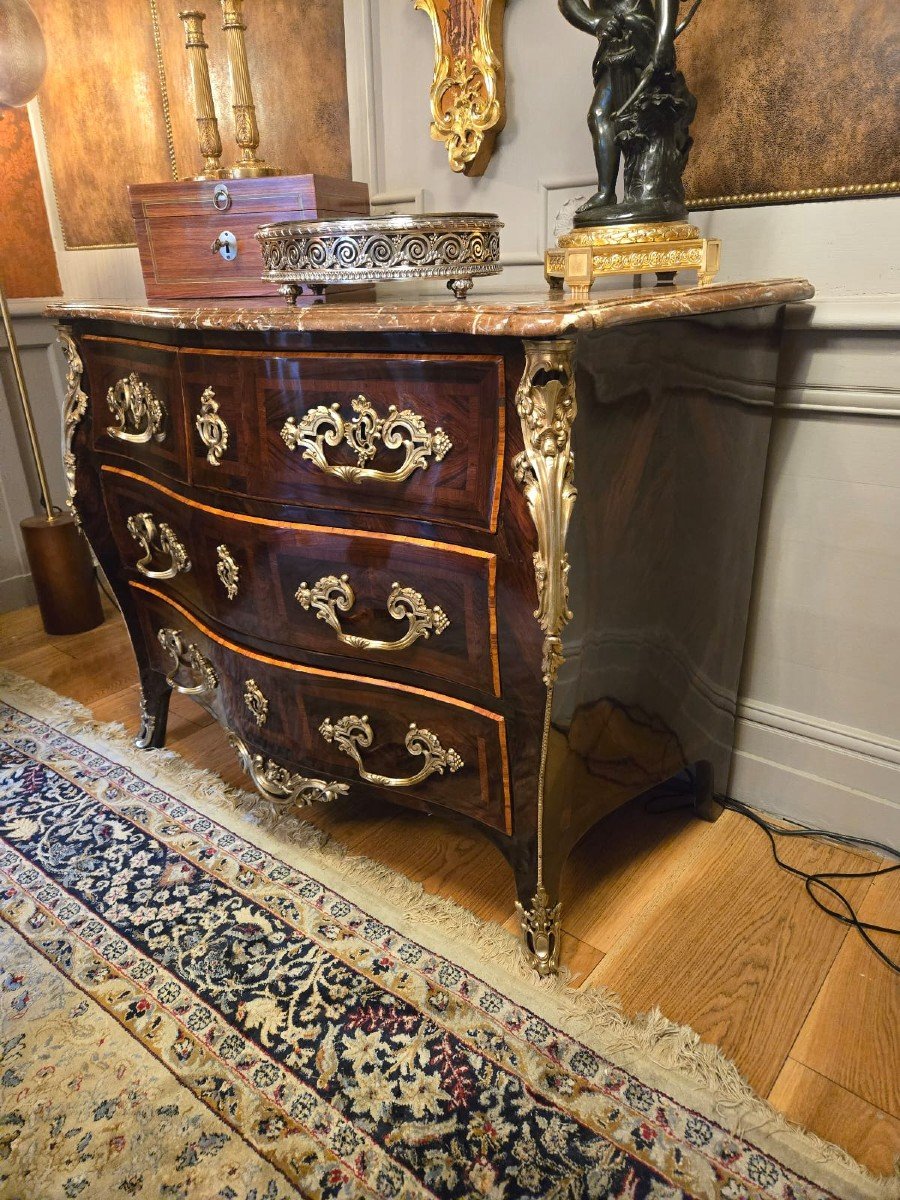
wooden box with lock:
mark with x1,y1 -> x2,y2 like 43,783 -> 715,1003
128,175 -> 369,302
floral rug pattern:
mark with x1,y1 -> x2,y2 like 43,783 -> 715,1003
0,693 -> 873,1199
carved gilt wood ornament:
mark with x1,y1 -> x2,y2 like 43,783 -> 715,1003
414,0 -> 507,176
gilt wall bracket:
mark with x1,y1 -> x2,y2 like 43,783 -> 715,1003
413,0 -> 507,176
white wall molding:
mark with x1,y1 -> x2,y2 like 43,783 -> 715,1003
732,701 -> 900,846
737,698 -> 900,770
775,385 -> 900,417
782,296 -> 900,331
343,0 -> 379,191
370,190 -> 425,215
0,574 -> 36,612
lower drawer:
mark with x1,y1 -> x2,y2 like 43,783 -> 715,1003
134,583 -> 512,835
102,466 -> 499,697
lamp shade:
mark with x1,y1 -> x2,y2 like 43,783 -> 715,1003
0,0 -> 46,108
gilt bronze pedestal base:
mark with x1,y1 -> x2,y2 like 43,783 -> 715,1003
545,221 -> 721,300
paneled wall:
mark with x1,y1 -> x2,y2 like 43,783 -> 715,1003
733,306 -> 900,843
1,0 -> 897,843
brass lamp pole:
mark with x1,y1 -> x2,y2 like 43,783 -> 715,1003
0,0 -> 102,634
0,281 -> 54,518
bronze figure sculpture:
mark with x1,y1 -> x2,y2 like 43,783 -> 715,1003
559,0 -> 701,228
546,0 -> 719,293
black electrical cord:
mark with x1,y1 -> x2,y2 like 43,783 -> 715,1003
644,779 -> 899,973
717,795 -> 899,973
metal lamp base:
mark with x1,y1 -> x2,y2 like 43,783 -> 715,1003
20,513 -> 104,636
545,221 -> 721,300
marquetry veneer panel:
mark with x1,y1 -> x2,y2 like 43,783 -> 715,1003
134,584 -> 512,835
103,468 -> 500,698
81,336 -> 188,484
180,349 -> 506,532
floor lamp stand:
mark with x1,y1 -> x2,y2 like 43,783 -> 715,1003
0,280 -> 103,635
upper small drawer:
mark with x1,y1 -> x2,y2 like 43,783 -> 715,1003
179,349 -> 506,532
80,336 -> 187,482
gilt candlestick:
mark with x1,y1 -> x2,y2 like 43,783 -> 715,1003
220,0 -> 277,178
179,10 -> 228,180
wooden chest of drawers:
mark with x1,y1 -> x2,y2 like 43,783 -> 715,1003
50,279 -> 812,975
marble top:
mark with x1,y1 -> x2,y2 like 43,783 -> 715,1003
46,278 -> 813,339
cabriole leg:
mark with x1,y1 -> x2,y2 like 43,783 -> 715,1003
135,669 -> 171,750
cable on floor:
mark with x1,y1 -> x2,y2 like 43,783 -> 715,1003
644,776 -> 899,973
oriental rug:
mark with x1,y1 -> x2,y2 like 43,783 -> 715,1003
0,670 -> 895,1200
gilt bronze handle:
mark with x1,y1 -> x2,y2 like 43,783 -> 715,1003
106,373 -> 166,443
296,574 -> 449,653
319,714 -> 463,789
228,732 -> 349,808
157,627 -> 218,696
280,394 -> 452,485
127,512 -> 191,580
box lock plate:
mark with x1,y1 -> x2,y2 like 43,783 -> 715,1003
211,231 -> 237,261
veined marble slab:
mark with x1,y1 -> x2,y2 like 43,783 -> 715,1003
46,279 -> 813,339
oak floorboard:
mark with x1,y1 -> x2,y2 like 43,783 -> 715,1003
2,644 -> 111,700
789,870 -> 900,1117
89,683 -> 209,747
0,600 -> 121,664
562,795 -> 720,952
0,604 -> 57,661
165,720 -> 255,792
354,810 -> 517,926
768,1058 -> 900,1177
52,619 -> 136,663
582,816 -> 872,1097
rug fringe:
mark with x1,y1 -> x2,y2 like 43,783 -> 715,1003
2,667 -> 897,1200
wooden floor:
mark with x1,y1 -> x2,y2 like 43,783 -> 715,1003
2,601 -> 898,1176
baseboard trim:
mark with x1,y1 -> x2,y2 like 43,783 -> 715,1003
0,574 -> 37,615
731,700 -> 900,846
775,385 -> 900,418
737,698 -> 900,768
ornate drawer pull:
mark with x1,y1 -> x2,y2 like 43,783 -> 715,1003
319,714 -> 463,789
243,678 -> 268,726
296,574 -> 449,653
280,394 -> 452,485
216,544 -> 239,599
157,628 -> 218,696
228,733 -> 349,808
195,386 -> 229,466
107,372 -> 167,443
127,512 -> 191,579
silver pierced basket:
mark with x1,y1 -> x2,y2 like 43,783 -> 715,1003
256,212 -> 502,304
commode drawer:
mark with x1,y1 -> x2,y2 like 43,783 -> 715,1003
80,336 -> 187,482
178,349 -> 506,532
103,467 -> 500,697
134,584 -> 512,835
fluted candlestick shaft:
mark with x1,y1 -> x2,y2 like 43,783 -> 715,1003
179,10 -> 228,180
220,0 -> 277,177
